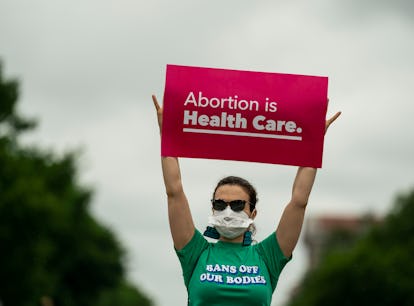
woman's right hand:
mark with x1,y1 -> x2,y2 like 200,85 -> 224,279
152,94 -> 163,133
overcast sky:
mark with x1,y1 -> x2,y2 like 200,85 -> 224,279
1,0 -> 413,305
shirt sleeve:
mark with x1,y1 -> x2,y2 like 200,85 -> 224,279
175,229 -> 209,287
256,232 -> 292,291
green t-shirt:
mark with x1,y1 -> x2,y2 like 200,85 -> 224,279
176,230 -> 291,306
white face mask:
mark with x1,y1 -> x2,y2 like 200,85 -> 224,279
208,206 -> 253,239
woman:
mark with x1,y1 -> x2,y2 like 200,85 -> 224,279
152,94 -> 340,306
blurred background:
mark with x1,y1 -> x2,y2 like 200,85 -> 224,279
0,0 -> 413,305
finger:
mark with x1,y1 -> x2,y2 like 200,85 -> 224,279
329,111 -> 341,124
326,111 -> 341,129
152,94 -> 161,111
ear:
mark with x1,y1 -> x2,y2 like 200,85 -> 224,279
250,208 -> 257,220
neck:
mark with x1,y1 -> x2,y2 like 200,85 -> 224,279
219,234 -> 244,243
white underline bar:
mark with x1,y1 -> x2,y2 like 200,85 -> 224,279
183,128 -> 302,141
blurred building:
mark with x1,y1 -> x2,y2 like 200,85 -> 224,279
304,215 -> 381,269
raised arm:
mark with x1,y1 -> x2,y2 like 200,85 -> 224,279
152,95 -> 195,250
276,111 -> 341,257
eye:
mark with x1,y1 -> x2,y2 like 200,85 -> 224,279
211,199 -> 227,210
229,200 -> 247,212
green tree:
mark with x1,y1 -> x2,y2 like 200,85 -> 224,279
0,61 -> 152,306
287,189 -> 414,306
97,281 -> 153,306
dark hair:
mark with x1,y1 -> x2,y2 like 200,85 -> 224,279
213,176 -> 258,212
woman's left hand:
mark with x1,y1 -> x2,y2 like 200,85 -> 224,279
325,99 -> 341,133
325,111 -> 341,134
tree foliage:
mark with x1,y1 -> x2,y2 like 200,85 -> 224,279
0,61 -> 152,306
287,189 -> 414,306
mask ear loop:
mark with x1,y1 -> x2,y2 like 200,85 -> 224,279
203,226 -> 220,239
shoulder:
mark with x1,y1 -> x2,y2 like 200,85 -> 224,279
176,229 -> 210,254
255,232 -> 292,264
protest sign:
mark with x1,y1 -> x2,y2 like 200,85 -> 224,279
161,64 -> 328,168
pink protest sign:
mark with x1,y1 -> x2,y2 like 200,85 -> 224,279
161,64 -> 328,168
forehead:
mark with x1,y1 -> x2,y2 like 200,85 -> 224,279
214,184 -> 249,201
